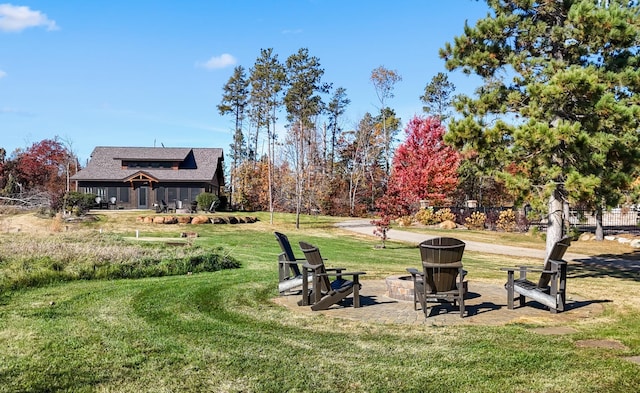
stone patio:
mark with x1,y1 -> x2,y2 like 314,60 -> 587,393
273,279 -> 605,327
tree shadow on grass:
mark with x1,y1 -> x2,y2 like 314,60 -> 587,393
570,255 -> 640,282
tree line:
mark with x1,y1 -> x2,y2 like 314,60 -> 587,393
218,1 -> 640,246
3,2 -> 639,250
216,47 -> 459,228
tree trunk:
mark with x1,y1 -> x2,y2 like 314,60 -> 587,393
546,189 -> 564,258
595,207 -> 604,241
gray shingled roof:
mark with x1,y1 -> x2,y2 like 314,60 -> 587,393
71,146 -> 224,182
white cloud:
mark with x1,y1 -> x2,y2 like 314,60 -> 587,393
0,69 -> 6,79
196,53 -> 237,70
0,4 -> 58,32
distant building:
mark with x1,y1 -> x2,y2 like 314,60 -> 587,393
71,146 -> 224,209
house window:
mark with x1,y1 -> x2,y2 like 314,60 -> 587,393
180,187 -> 189,202
167,187 -> 178,203
108,187 -> 117,200
156,187 -> 165,203
119,187 -> 129,203
191,188 -> 202,201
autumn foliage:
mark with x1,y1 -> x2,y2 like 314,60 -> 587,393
376,116 -> 459,220
1,137 -> 77,209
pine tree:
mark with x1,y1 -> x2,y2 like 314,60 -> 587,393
420,72 -> 455,122
284,48 -> 329,228
217,65 -> 250,209
441,0 -> 640,247
326,86 -> 350,176
249,48 -> 285,223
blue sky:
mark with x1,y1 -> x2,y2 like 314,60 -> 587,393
1,1 -> 490,163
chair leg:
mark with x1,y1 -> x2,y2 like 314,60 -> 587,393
353,277 -> 361,308
506,270 -> 515,310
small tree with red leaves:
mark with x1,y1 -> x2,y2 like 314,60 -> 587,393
373,116 -> 460,245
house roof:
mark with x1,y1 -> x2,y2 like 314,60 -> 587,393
71,146 -> 224,183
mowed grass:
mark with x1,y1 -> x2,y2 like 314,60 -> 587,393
0,211 -> 639,392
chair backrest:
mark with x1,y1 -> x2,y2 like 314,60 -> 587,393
419,237 -> 465,292
298,241 -> 332,292
537,236 -> 571,288
274,232 -> 302,276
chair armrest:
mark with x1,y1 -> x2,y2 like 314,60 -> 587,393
302,262 -> 323,270
406,268 -> 422,276
319,271 -> 366,278
500,266 -> 543,273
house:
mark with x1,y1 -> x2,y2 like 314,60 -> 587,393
71,146 -> 224,210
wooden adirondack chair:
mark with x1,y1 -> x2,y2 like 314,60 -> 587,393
274,232 -> 310,295
406,237 -> 467,318
298,241 -> 366,311
502,236 -> 571,313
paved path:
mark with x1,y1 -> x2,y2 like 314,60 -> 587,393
334,219 -> 589,261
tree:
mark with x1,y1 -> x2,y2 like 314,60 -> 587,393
284,48 -> 330,228
378,116 -> 459,218
218,65 -> 250,209
326,86 -> 350,176
370,66 -> 402,175
420,72 -> 456,122
441,1 -> 640,249
13,137 -> 76,208
250,48 -> 286,223
338,113 -> 378,216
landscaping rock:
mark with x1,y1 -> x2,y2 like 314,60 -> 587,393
579,232 -> 595,241
191,216 -> 210,225
630,239 -> 640,249
177,216 -> 192,224
153,216 -> 165,224
212,217 -> 227,224
143,216 -> 153,224
438,220 -> 457,230
164,216 -> 178,224
228,216 -> 239,224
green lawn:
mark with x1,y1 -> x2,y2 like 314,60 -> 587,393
0,211 -> 639,392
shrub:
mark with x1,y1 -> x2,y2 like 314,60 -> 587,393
464,211 -> 487,230
196,192 -> 219,212
496,209 -> 517,232
434,208 -> 456,223
415,208 -> 436,225
64,192 -> 97,215
396,215 -> 413,227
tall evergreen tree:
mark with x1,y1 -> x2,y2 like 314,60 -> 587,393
217,65 -> 249,208
441,0 -> 640,248
284,48 -> 329,228
249,48 -> 285,223
326,86 -> 350,176
420,72 -> 456,122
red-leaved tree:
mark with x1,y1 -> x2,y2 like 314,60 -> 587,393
373,116 -> 460,245
14,138 -> 75,208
